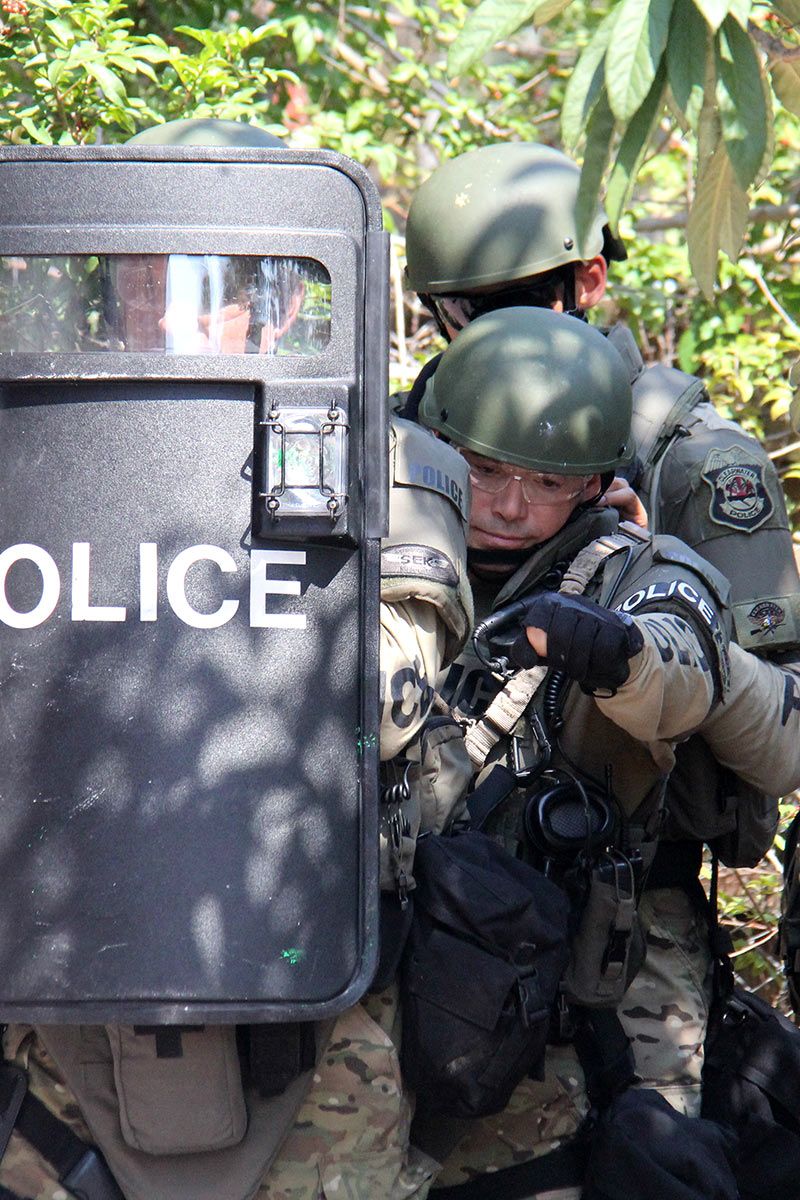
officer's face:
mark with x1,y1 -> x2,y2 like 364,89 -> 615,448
430,257 -> 608,340
461,448 -> 601,556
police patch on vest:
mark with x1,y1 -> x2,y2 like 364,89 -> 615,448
700,445 -> 774,532
748,600 -> 786,639
615,577 -> 730,693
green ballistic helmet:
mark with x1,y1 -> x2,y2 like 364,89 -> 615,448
419,306 -> 633,475
405,143 -> 626,295
126,117 -> 284,147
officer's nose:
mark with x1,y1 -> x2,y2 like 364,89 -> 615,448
491,477 -> 529,522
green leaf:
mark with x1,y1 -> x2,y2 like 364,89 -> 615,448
107,52 -> 141,73
20,116 -> 53,144
790,358 -> 800,433
576,87 -> 616,256
771,59 -> 800,119
667,0 -> 707,129
561,7 -> 619,149
754,65 -> 775,189
691,0 -> 731,31
290,16 -> 316,63
447,0 -> 540,78
532,0 -> 572,23
605,0 -> 674,124
130,44 -> 172,64
44,17 -> 76,48
715,15 -> 768,191
85,62 -> 127,107
727,0 -> 752,26
47,57 -> 68,87
606,59 -> 667,230
687,137 -> 748,298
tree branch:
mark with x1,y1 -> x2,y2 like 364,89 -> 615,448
748,18 -> 800,63
634,201 -> 800,232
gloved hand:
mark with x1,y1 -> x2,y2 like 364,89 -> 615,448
510,591 -> 644,693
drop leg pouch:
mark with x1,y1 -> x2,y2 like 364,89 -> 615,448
36,1022 -> 327,1200
400,830 -> 570,1119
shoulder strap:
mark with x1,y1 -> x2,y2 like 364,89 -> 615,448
631,364 -> 707,472
9,1084 -> 125,1200
398,353 -> 442,421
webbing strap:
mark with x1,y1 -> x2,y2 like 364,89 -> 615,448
0,1186 -> 26,1200
462,663 -> 547,769
462,526 -> 645,772
12,1090 -> 124,1199
14,1091 -> 86,1179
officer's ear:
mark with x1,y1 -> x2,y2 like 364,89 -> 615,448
574,256 -> 607,309
580,473 -> 603,503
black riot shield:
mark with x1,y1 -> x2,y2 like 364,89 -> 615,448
0,144 -> 388,1023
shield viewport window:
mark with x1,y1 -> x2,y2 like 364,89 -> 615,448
0,254 -> 331,355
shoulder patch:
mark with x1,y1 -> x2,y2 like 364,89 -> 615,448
747,600 -> 786,639
700,444 -> 774,532
381,544 -> 459,587
391,418 -> 470,520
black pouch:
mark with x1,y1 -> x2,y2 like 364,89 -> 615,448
701,984 -> 800,1198
584,1088 -> 739,1200
400,829 -> 570,1119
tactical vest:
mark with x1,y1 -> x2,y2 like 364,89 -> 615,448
438,506 -> 731,1008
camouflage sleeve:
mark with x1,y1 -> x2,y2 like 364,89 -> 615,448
697,642 -> 800,795
595,612 -> 716,748
379,597 -> 446,762
653,402 -> 800,654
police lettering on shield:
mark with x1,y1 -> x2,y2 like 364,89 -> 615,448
0,541 -> 307,630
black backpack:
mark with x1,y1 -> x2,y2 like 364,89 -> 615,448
780,808 -> 800,1013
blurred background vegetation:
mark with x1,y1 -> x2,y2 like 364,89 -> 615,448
1,0 -> 798,1007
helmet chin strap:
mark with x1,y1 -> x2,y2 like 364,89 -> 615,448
563,264 -> 588,321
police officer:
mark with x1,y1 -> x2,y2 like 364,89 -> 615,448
0,117 -> 469,1200
401,140 -> 800,919
409,305 -> 739,1197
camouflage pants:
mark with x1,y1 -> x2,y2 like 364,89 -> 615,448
0,988 -> 437,1200
257,988 -> 437,1199
618,885 -> 713,1117
427,884 -> 713,1196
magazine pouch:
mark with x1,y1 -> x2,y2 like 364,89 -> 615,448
561,854 -> 645,1008
107,1024 -> 247,1154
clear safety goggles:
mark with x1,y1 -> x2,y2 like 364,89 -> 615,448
459,449 -> 590,506
427,268 -> 571,333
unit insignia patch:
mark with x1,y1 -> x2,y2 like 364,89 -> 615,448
700,445 -> 774,532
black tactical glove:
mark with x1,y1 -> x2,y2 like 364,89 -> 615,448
509,591 -> 644,693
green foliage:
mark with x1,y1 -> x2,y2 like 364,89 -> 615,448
446,0 -> 540,77
711,799 -> 798,1011
603,0 -> 672,126
450,0 -> 789,298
